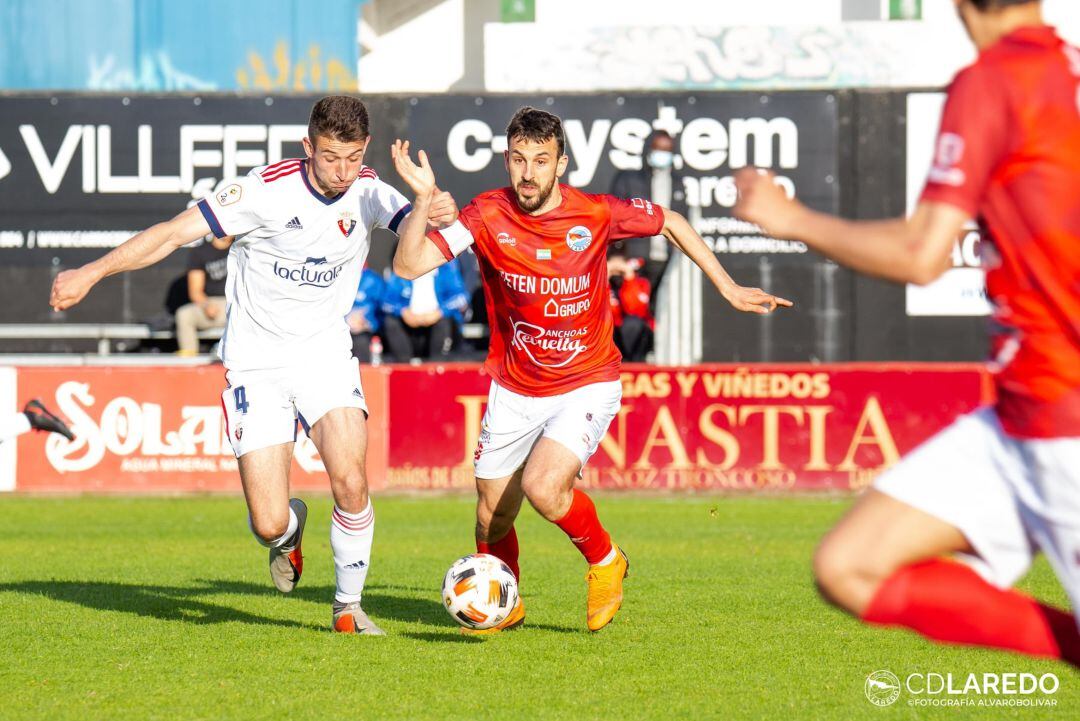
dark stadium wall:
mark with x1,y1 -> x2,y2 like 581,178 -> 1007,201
0,91 -> 986,360
845,91 -> 988,362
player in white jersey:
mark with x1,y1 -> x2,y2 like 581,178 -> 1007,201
49,96 -> 455,634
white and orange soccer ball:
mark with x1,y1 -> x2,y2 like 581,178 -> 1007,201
441,553 -> 519,630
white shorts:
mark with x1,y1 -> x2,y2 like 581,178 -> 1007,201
221,356 -> 368,458
473,379 -> 622,480
875,407 -> 1080,621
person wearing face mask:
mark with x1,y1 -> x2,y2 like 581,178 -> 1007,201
608,131 -> 687,296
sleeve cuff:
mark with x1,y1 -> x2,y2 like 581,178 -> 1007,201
388,203 -> 412,234
427,230 -> 455,261
435,219 -> 474,258
197,199 -> 227,239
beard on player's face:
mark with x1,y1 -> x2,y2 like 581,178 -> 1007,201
513,174 -> 556,211
506,137 -> 563,212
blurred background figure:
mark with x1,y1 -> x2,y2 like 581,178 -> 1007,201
608,255 -> 654,362
175,234 -> 233,356
608,130 -> 687,294
380,258 -> 469,362
348,267 -> 385,363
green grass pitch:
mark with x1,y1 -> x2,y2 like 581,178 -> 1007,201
0,495 -> 1075,720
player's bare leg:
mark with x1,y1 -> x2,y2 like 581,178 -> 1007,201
813,489 -> 971,615
238,443 -> 308,593
815,490 -> 1080,664
464,469 -> 527,635
310,407 -> 384,635
475,467 -> 526,577
521,438 -> 628,632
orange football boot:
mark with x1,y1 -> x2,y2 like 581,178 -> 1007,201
586,543 -> 629,631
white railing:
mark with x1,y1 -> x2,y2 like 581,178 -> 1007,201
0,324 -> 223,356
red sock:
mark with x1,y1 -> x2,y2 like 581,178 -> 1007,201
477,525 -> 520,581
553,489 -> 612,565
862,559 -> 1080,666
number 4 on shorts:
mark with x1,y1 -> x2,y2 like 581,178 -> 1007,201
233,386 -> 250,414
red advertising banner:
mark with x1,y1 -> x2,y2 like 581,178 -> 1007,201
9,363 -> 992,493
384,363 -> 993,492
13,365 -> 387,493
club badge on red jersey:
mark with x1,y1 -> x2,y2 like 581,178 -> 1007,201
566,226 -> 593,252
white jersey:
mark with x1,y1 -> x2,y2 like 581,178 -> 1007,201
197,159 -> 410,371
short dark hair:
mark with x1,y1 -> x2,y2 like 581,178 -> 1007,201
506,106 -> 565,157
970,0 -> 1039,9
308,96 -> 369,144
648,130 -> 674,145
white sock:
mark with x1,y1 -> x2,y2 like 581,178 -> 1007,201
331,501 -> 375,604
249,506 -> 299,549
0,412 -> 32,443
595,546 -> 617,566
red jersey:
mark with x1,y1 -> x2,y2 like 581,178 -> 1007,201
921,26 -> 1080,438
429,185 -> 664,396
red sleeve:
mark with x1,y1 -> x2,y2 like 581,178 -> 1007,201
426,228 -> 453,261
920,65 -> 1011,216
459,201 -> 481,232
604,195 -> 665,242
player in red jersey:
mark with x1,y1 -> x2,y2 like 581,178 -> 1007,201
390,107 -> 791,632
736,0 -> 1080,665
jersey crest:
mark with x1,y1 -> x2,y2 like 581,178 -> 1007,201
566,225 -> 593,252
338,210 -> 357,237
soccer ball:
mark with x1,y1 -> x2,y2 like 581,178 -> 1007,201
441,553 -> 519,630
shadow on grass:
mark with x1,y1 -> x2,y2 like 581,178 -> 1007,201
0,578 -> 580,635
260,581 -> 453,627
0,579 -> 322,631
339,585 -> 579,634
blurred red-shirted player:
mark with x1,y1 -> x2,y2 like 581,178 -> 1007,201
608,256 -> 655,361
391,106 -> 791,633
736,0 -> 1080,666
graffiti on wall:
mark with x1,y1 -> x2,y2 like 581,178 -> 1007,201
485,23 -> 975,91
85,43 -> 356,93
1,0 -> 361,92
236,42 -> 358,92
88,52 -> 218,92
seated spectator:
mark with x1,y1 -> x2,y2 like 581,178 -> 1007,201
381,258 -> 469,362
608,255 -> 654,362
175,234 -> 233,356
348,268 -> 385,363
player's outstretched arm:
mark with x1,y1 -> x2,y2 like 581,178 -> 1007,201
733,168 -> 966,286
49,205 -> 212,312
660,206 -> 794,315
390,139 -> 449,280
